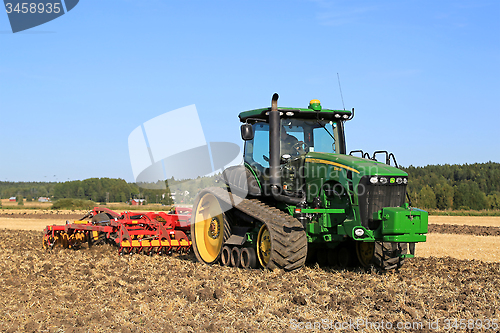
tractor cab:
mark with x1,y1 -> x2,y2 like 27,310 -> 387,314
239,98 -> 352,199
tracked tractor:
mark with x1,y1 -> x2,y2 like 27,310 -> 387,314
190,93 -> 428,271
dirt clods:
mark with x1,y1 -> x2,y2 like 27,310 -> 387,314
0,229 -> 498,332
429,223 -> 500,236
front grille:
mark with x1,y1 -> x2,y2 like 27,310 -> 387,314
358,176 -> 407,230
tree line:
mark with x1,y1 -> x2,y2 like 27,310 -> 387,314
0,176 -> 219,206
402,161 -> 500,210
0,181 -> 56,201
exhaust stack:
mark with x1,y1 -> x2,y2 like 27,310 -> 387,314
268,93 -> 305,205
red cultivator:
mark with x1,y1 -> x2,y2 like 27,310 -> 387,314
43,207 -> 193,255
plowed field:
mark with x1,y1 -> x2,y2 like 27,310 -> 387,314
0,213 -> 498,332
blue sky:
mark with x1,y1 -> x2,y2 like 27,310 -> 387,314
1,0 -> 499,182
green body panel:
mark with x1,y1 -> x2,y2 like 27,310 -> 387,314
305,152 -> 408,177
373,206 -> 428,242
339,220 -> 375,241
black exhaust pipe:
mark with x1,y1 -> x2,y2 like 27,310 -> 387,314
269,93 -> 280,189
268,93 -> 305,205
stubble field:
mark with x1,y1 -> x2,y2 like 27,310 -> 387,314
0,212 -> 498,332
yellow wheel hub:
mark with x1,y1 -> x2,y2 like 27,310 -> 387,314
356,241 -> 375,267
209,217 -> 220,239
257,224 -> 271,267
193,193 -> 224,264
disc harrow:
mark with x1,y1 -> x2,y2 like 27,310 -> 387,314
43,206 -> 193,255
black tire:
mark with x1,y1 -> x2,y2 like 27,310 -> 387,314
372,242 -> 407,271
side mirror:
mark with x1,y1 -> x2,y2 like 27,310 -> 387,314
241,123 -> 254,141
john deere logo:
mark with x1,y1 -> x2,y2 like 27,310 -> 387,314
4,0 -> 79,33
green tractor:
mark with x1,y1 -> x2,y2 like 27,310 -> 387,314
190,93 -> 428,271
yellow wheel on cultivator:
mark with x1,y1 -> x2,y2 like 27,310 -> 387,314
191,191 -> 226,264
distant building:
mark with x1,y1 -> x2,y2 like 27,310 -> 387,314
131,199 -> 145,206
9,197 -> 16,202
38,197 -> 51,202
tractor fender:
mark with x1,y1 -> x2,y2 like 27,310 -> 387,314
221,165 -> 261,197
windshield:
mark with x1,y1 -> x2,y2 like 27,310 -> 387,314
281,119 -> 339,155
244,119 -> 340,168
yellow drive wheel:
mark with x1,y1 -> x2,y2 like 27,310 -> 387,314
192,192 -> 225,264
356,241 -> 375,267
257,224 -> 271,267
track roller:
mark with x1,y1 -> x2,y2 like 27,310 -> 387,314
230,247 -> 241,268
240,247 -> 257,269
221,246 -> 231,266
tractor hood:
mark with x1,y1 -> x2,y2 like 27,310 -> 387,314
304,152 -> 407,177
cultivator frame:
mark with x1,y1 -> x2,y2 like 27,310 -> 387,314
43,207 -> 193,255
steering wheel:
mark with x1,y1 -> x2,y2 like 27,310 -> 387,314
291,141 -> 308,153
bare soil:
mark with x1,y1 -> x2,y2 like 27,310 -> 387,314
428,216 -> 500,227
0,210 -> 85,220
428,224 -> 500,236
417,234 -> 500,263
0,230 -> 498,333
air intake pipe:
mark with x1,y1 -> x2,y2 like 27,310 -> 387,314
269,93 -> 305,205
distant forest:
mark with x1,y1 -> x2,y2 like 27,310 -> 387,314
0,176 -> 218,205
402,162 -> 500,210
1,162 -> 499,210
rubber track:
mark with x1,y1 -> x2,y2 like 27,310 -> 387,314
206,187 -> 307,271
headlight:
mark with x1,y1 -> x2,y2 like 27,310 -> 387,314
370,176 -> 378,184
354,228 -> 365,237
334,114 -> 341,118
379,177 -> 388,184
403,178 -> 408,184
342,114 -> 349,119
396,177 -> 403,184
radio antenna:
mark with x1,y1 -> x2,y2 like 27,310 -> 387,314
337,73 -> 345,110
